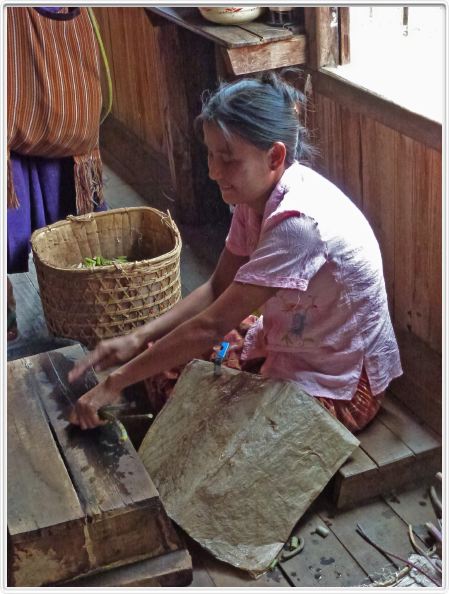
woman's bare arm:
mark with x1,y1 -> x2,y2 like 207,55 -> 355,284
69,279 -> 276,428
68,248 -> 248,381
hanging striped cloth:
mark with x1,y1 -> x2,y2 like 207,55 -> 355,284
7,7 -> 104,214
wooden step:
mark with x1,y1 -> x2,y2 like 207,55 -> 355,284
333,395 -> 441,509
59,550 -> 193,587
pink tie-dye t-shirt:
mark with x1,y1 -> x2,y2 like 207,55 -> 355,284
226,161 -> 402,400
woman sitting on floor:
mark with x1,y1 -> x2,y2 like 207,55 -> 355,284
68,71 -> 402,433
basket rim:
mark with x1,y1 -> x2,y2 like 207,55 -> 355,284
30,207 -> 182,273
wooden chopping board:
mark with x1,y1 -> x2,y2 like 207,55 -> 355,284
7,344 -> 184,587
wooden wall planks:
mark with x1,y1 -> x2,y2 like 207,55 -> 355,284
94,7 -> 228,225
94,8 -> 165,154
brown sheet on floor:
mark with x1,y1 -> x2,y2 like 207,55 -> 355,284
139,359 -> 359,575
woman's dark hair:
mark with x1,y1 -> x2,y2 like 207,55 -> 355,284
195,70 -> 315,165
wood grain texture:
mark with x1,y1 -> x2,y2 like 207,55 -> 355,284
151,20 -> 225,224
99,114 -> 175,214
333,394 -> 441,509
224,35 -> 306,75
319,499 -> 415,582
378,397 -> 440,456
310,69 -> 442,151
60,549 -> 193,587
389,330 -> 442,434
359,118 -> 397,307
147,7 -> 292,48
7,345 -> 185,586
93,8 -> 165,152
304,8 -> 339,70
338,8 -> 350,65
280,510 -> 368,586
7,358 -> 88,586
383,482 -> 439,530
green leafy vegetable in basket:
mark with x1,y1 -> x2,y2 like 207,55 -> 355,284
82,255 -> 128,268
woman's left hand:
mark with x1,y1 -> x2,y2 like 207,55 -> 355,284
68,378 -> 121,430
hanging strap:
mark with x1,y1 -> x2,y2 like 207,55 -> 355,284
87,7 -> 113,124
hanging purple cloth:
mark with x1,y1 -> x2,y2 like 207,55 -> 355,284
7,151 -> 107,274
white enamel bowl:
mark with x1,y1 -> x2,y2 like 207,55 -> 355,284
198,7 -> 264,25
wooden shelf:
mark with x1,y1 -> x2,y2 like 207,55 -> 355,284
147,7 -> 307,76
146,7 -> 294,48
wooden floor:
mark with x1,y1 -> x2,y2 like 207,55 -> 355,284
7,165 -> 442,587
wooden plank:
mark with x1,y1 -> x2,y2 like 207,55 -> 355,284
383,481 -> 440,544
389,373 -> 441,437
358,419 -> 414,469
338,7 -> 350,65
412,145 -> 442,351
304,7 -> 339,70
320,499 -> 415,582
94,8 -> 168,167
215,44 -> 233,80
42,347 -> 182,557
197,21 -> 293,49
333,447 -> 380,509
8,345 -> 185,586
393,134 -> 415,339
340,107 -> 363,208
224,35 -> 306,75
313,94 -> 344,187
427,149 -> 442,351
280,510 -> 368,586
7,359 -> 77,531
176,25 -> 230,224
389,330 -> 442,434
405,141 -> 436,343
310,68 -> 442,151
150,21 -> 204,224
60,550 -> 192,587
7,359 -> 88,586
359,118 -> 397,307
99,114 -> 175,215
378,397 -> 440,457
333,400 -> 440,510
337,446 -> 378,481
8,272 -> 49,341
147,7 -> 292,48
335,428 -> 440,510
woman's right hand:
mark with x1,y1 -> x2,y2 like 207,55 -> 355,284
68,333 -> 143,383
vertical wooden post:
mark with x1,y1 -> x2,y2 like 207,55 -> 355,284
147,13 -> 227,225
304,7 -> 344,70
339,8 -> 350,65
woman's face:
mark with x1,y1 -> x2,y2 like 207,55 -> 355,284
203,121 -> 283,214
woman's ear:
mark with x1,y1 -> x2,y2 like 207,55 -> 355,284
269,142 -> 287,170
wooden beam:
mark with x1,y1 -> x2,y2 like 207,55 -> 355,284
309,68 -> 442,151
304,7 -> 339,70
222,35 -> 306,76
60,550 -> 193,587
146,15 -> 228,225
338,7 -> 350,65
146,7 -> 293,48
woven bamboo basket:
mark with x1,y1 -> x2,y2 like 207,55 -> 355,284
31,207 -> 182,349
